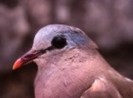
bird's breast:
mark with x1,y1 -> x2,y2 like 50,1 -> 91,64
34,65 -> 94,98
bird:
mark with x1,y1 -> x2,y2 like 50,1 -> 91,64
13,24 -> 133,98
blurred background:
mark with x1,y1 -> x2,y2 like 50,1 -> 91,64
0,0 -> 133,97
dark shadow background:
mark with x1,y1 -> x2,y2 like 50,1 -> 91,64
0,0 -> 133,97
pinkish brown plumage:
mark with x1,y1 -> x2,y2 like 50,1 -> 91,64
13,24 -> 133,98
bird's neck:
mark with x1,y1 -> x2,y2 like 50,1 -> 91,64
35,48 -> 98,69
35,47 -> 114,77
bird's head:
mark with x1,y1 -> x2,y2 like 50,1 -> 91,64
12,24 -> 97,70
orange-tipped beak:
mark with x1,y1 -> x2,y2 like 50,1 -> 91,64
12,50 -> 44,70
13,58 -> 24,70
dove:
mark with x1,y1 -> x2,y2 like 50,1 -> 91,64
13,24 -> 133,98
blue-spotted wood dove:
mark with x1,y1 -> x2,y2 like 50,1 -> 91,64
13,24 -> 133,98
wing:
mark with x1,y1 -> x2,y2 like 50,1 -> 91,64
81,77 -> 122,98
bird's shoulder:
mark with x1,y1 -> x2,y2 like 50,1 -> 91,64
81,76 -> 122,98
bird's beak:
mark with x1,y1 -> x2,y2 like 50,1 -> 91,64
13,50 -> 42,70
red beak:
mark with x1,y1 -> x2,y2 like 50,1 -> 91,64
13,50 -> 42,70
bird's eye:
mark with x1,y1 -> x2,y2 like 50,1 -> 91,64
51,35 -> 67,49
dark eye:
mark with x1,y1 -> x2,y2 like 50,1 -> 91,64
51,35 -> 67,49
